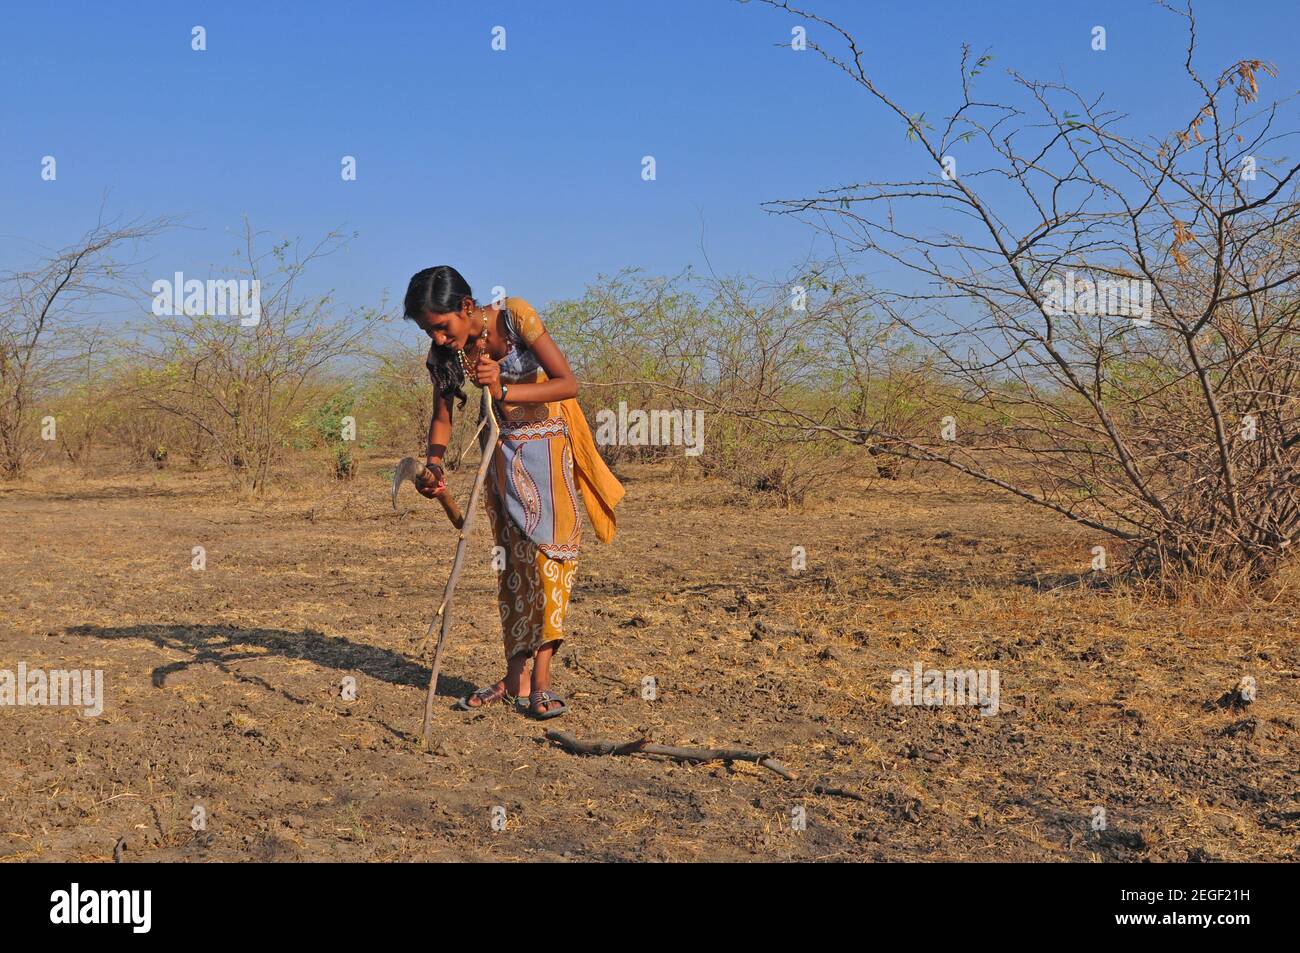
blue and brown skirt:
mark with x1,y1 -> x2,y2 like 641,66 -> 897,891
483,411 -> 582,660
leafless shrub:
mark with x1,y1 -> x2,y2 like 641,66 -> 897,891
0,215 -> 172,478
750,0 -> 1300,580
136,223 -> 366,494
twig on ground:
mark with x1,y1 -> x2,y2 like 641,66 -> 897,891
546,729 -> 863,800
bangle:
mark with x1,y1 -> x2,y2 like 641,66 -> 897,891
499,384 -> 510,403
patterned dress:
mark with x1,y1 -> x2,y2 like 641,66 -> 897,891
429,297 -> 624,661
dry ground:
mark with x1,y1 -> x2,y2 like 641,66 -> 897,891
1,456 -> 1297,862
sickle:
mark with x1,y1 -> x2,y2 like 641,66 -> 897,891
391,456 -> 464,528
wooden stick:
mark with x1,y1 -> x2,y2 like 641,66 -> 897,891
420,387 -> 500,745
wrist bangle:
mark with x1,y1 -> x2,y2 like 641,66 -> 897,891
499,384 -> 509,403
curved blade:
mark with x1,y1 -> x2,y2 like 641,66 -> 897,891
392,456 -> 425,511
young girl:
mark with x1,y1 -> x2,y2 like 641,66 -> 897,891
403,266 -> 623,719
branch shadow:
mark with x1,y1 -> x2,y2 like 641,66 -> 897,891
64,623 -> 478,731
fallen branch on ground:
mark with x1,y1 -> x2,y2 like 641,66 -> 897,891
545,729 -> 864,800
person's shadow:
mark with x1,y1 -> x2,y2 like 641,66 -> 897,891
66,623 -> 476,736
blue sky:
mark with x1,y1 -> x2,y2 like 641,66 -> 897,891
3,0 -> 1298,320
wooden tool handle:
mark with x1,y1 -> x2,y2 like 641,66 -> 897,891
418,463 -> 465,529
434,487 -> 465,529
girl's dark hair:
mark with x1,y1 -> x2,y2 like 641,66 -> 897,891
404,265 -> 472,411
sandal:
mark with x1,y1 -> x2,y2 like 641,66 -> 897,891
454,682 -> 517,711
526,689 -> 568,720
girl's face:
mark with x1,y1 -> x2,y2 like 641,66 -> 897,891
414,304 -> 471,350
